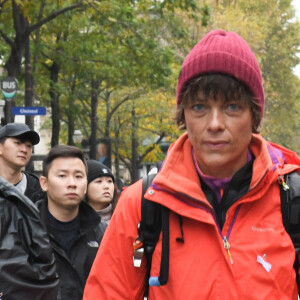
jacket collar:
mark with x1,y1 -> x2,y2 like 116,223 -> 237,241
36,199 -> 100,235
152,133 -> 298,202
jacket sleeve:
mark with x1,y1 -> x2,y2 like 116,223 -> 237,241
83,180 -> 147,300
0,194 -> 59,300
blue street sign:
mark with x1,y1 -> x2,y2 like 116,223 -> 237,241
12,106 -> 46,115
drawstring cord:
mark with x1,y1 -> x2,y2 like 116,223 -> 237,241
176,215 -> 185,243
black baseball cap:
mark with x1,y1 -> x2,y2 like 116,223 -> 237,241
0,123 -> 40,145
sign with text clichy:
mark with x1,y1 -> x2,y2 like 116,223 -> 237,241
12,107 -> 46,116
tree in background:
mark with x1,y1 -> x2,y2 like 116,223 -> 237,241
35,0 -> 200,183
0,0 -> 84,126
0,0 -> 299,184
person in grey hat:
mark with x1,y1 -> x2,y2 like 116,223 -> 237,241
0,122 -> 41,201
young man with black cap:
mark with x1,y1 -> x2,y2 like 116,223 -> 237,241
0,122 -> 41,201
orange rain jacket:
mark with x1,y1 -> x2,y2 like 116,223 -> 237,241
83,133 -> 300,300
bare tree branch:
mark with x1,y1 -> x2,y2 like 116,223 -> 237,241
28,2 -> 85,34
0,30 -> 14,47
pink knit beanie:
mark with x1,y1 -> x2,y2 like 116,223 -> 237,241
176,30 -> 264,117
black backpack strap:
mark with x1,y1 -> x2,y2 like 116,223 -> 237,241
133,174 -> 170,298
280,170 -> 300,293
141,174 -> 161,297
280,171 -> 300,250
158,206 -> 169,285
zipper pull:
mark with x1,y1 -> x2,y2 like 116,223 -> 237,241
278,175 -> 290,191
223,237 -> 233,264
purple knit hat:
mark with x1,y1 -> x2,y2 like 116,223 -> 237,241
176,30 -> 264,117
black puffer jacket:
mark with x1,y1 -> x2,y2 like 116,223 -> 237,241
36,199 -> 107,300
0,177 -> 59,300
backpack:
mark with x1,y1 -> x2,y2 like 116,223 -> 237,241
133,170 -> 300,298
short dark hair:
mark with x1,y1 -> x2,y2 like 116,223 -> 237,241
175,74 -> 262,133
42,145 -> 87,177
0,137 -> 7,144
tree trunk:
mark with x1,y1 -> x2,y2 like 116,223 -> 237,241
25,35 -> 34,130
89,79 -> 100,159
68,115 -> 75,146
114,114 -> 120,182
3,100 -> 14,125
104,90 -> 111,168
5,0 -> 28,78
131,102 -> 138,183
3,1 -> 28,124
67,75 -> 77,146
49,61 -> 60,147
24,36 -> 34,171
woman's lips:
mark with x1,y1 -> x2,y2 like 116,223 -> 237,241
204,140 -> 228,150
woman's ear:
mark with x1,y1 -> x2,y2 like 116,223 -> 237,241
40,176 -> 48,192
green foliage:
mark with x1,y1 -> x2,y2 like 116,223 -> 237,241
1,0 -> 300,182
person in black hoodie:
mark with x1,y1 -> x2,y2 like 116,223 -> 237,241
36,145 -> 107,300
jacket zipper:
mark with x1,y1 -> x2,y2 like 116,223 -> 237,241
213,204 -> 241,265
151,184 -> 242,265
223,237 -> 233,264
216,170 -> 269,264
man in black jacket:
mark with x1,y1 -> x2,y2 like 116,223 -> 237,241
0,123 -> 42,201
0,177 -> 58,300
37,145 -> 107,300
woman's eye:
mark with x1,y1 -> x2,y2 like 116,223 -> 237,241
227,103 -> 239,111
192,103 -> 205,111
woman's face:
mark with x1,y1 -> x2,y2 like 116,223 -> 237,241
87,176 -> 114,210
184,95 -> 253,178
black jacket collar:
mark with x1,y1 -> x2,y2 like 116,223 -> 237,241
36,199 -> 100,235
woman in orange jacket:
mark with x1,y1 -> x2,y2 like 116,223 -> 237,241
83,30 -> 300,299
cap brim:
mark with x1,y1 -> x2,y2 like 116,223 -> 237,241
13,131 -> 40,145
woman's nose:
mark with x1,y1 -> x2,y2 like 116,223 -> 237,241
207,108 -> 225,131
